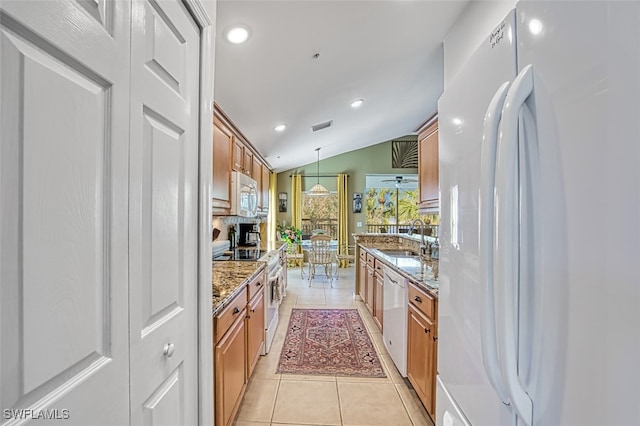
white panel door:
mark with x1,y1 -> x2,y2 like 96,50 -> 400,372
128,0 -> 200,424
0,1 -> 130,424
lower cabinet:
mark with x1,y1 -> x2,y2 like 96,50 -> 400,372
373,270 -> 383,331
407,284 -> 438,419
215,311 -> 246,426
365,266 -> 374,315
246,289 -> 265,378
214,272 -> 266,426
359,257 -> 367,302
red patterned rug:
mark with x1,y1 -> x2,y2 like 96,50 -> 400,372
276,308 -> 386,377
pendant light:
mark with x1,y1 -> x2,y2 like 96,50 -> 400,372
308,147 -> 330,196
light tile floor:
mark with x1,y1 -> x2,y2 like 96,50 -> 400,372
233,264 -> 434,426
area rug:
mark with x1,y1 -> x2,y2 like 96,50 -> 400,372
276,308 -> 386,377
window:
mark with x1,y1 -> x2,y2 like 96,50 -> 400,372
364,174 -> 438,234
301,192 -> 338,239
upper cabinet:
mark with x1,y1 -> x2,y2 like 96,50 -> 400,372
232,138 -> 249,176
418,118 -> 439,213
213,103 -> 271,216
212,116 -> 233,215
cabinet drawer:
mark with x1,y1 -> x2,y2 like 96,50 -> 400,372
374,258 -> 384,274
408,283 -> 435,320
247,271 -> 265,301
359,248 -> 367,261
366,253 -> 375,267
215,287 -> 248,342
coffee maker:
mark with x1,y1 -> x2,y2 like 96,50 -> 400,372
239,223 -> 261,246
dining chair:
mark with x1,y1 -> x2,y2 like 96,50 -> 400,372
307,234 -> 333,286
285,243 -> 305,278
334,242 -> 355,279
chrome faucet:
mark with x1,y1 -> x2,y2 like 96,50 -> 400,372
410,219 -> 428,256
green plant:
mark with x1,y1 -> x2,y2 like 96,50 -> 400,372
278,224 -> 302,244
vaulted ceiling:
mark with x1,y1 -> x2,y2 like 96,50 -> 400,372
214,0 -> 470,172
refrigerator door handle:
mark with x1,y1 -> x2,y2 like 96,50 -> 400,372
495,64 -> 534,426
479,80 -> 512,406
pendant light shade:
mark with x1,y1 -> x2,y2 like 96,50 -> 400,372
308,148 -> 330,196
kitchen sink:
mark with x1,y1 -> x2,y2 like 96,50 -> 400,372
378,249 -> 419,257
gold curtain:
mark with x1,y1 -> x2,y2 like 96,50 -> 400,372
337,173 -> 349,267
267,171 -> 276,243
291,174 -> 302,230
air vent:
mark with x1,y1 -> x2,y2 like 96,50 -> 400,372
311,120 -> 333,132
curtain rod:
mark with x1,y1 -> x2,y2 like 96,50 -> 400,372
289,174 -> 349,178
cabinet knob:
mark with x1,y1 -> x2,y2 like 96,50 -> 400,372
163,342 -> 175,358
256,281 -> 262,287
433,336 -> 438,342
233,306 -> 240,314
414,296 -> 422,303
424,328 -> 431,334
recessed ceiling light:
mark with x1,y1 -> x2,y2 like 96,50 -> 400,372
350,99 -> 364,108
274,124 -> 287,132
226,25 -> 250,44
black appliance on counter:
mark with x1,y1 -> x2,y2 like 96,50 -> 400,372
238,223 -> 261,246
213,248 -> 263,261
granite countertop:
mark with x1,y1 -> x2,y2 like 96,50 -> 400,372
211,261 -> 265,315
358,242 -> 439,297
211,242 -> 285,315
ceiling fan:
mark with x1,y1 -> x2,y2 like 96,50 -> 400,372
382,176 -> 418,187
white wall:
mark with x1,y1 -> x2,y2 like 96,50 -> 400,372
443,0 -> 516,87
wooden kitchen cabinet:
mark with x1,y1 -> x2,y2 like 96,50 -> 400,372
407,283 -> 438,419
372,259 -> 384,331
358,256 -> 367,302
365,266 -> 374,315
212,115 -> 233,215
418,118 -> 439,212
232,137 -> 254,177
215,305 -> 247,426
246,289 -> 265,379
373,269 -> 383,331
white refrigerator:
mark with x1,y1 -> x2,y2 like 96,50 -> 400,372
437,2 -> 640,425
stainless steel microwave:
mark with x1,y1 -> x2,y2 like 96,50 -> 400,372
230,171 -> 258,217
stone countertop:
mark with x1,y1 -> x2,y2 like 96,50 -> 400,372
355,236 -> 439,297
211,261 -> 265,315
367,249 -> 439,295
211,243 -> 285,315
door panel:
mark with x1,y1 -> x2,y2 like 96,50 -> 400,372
0,1 -> 130,423
129,0 -> 200,424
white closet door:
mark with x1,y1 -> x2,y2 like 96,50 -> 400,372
128,0 -> 201,424
0,1 -> 130,424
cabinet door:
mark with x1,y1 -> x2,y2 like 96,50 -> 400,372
212,117 -> 232,214
246,290 -> 265,378
365,266 -> 374,314
359,259 -> 367,301
244,148 -> 254,177
252,156 -> 261,182
232,138 -> 245,173
215,315 -> 246,426
374,272 -> 384,331
407,303 -> 436,418
418,120 -> 439,211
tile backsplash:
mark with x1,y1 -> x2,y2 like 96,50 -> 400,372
212,216 -> 265,241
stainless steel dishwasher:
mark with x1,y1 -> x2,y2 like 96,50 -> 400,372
383,266 -> 408,376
